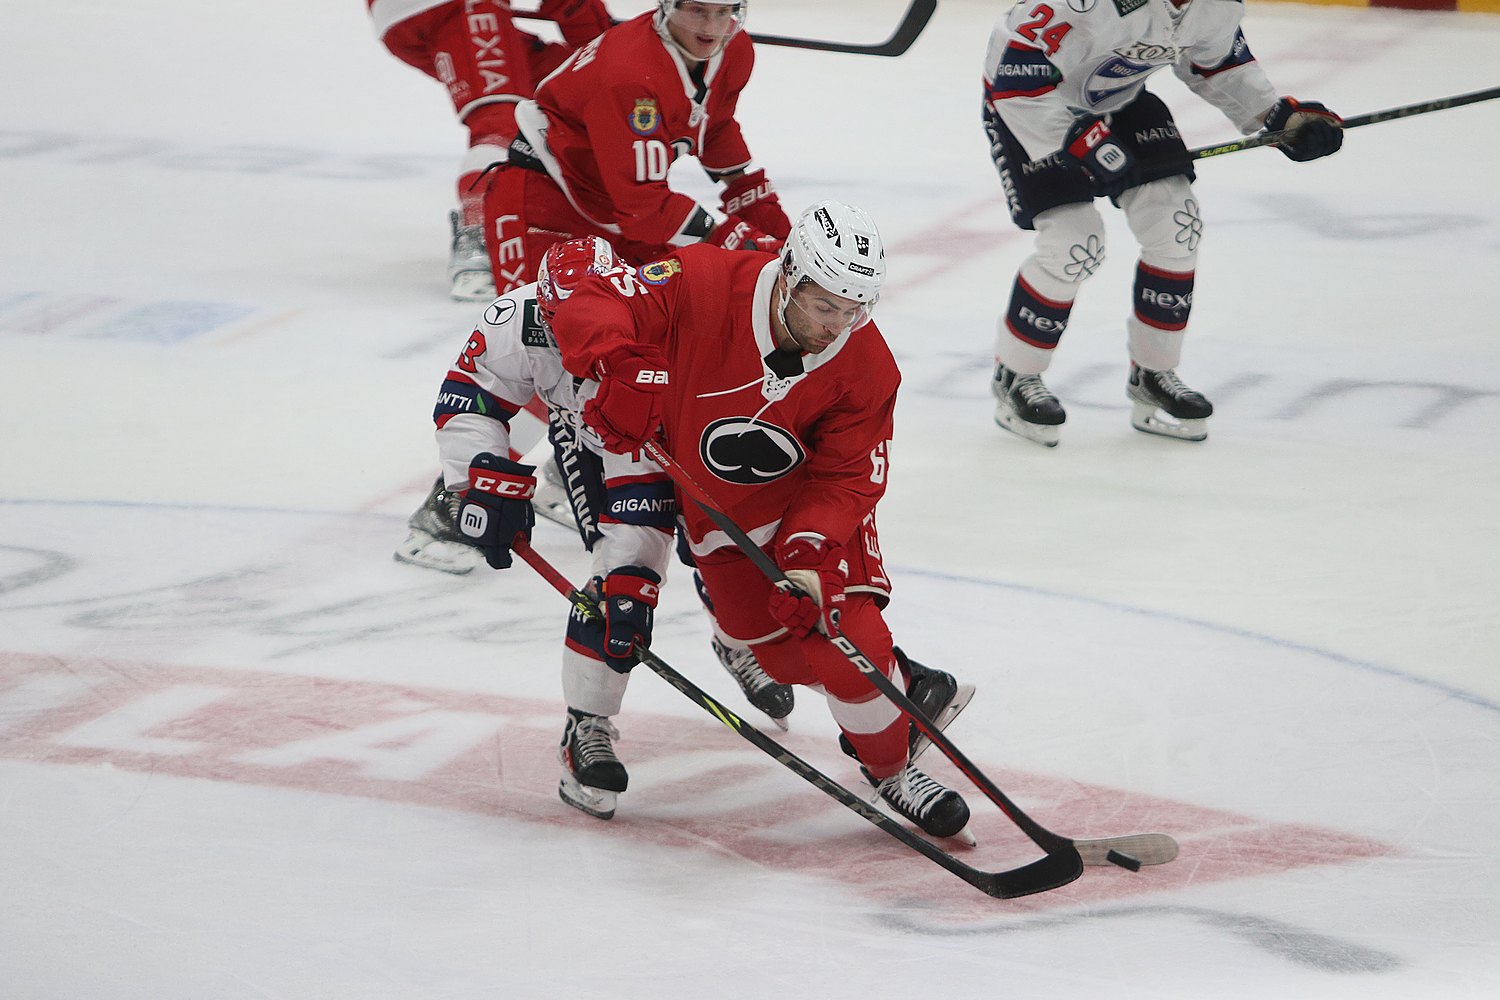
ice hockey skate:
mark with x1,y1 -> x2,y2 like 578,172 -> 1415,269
392,476 -> 483,575
713,637 -> 794,729
558,708 -> 628,820
866,760 -> 974,844
447,210 -> 496,302
992,363 -> 1065,447
900,649 -> 975,765
530,451 -> 580,532
1127,363 -> 1213,441
839,651 -> 973,764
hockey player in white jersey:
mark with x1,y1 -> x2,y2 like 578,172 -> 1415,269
983,0 -> 1343,445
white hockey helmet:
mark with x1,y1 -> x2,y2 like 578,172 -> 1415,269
536,236 -> 621,331
655,1 -> 748,61
778,201 -> 886,332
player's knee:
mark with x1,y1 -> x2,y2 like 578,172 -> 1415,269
1032,202 -> 1108,284
805,597 -> 894,700
1124,177 -> 1203,267
565,606 -> 632,674
750,636 -> 818,688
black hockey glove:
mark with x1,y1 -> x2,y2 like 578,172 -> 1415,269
1264,98 -> 1344,162
599,567 -> 661,665
457,453 -> 536,570
1063,115 -> 1135,194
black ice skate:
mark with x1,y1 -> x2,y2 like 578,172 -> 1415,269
992,363 -> 1066,447
899,649 -> 975,765
559,708 -> 628,820
447,210 -> 495,302
865,761 -> 974,843
838,649 -> 974,765
1127,363 -> 1214,441
713,638 -> 794,729
392,476 -> 483,575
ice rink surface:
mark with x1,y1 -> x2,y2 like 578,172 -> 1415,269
2,1 -> 1498,996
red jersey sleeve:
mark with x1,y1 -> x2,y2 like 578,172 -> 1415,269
550,261 -> 679,379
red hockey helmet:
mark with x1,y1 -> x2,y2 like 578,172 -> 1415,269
536,236 -> 621,331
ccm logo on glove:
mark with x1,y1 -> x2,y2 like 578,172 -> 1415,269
470,473 -> 537,498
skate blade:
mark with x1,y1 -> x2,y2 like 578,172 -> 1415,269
450,270 -> 496,302
994,407 -> 1060,447
949,824 -> 978,847
909,683 -> 976,766
559,776 -> 617,820
1129,402 -> 1207,442
392,530 -> 482,575
770,715 -> 789,732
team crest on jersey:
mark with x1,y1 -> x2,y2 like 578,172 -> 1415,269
629,98 -> 661,136
700,417 -> 805,486
639,259 -> 682,285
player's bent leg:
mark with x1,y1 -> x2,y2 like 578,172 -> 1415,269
993,202 -> 1106,447
559,621 -> 633,819
1120,177 -> 1213,441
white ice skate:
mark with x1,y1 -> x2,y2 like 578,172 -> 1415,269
393,477 -> 484,575
448,210 -> 496,302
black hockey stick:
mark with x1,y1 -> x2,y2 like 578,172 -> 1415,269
747,0 -> 935,57
642,441 -> 1178,872
511,536 -> 1081,899
1190,84 -> 1500,161
521,0 -> 936,58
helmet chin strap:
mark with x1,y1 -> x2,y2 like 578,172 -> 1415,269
656,5 -> 737,62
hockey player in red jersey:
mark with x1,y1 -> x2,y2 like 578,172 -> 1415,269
495,0 -> 791,287
366,0 -> 611,300
982,0 -> 1343,445
547,202 -> 974,840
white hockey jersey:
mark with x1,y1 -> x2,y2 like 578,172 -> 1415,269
431,283 -> 674,577
984,0 -> 1279,162
432,284 -> 597,491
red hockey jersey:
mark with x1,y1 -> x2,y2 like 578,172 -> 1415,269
534,11 -> 757,250
551,245 -> 900,556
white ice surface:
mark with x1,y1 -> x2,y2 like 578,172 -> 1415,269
2,2 -> 1498,997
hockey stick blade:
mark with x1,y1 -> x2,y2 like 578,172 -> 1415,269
512,537 -> 1084,899
750,0 -> 936,57
1074,833 -> 1179,867
1190,84 -> 1500,161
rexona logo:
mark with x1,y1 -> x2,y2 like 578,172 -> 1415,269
700,417 -> 805,485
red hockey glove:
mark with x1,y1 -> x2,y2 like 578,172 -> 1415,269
719,169 -> 791,240
707,215 -> 783,253
458,453 -> 537,570
538,0 -> 613,47
1265,98 -> 1344,162
583,345 -> 671,453
598,566 -> 661,665
1063,114 -> 1136,193
768,534 -> 848,638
